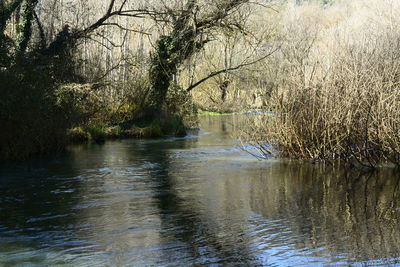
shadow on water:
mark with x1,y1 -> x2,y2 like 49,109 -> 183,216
143,139 -> 260,265
0,152 -> 87,265
1,115 -> 400,266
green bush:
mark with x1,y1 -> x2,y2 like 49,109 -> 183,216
86,124 -> 106,143
162,115 -> 187,136
67,127 -> 90,142
0,67 -> 80,160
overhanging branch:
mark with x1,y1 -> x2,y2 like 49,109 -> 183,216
74,3 -> 156,39
185,46 -> 279,92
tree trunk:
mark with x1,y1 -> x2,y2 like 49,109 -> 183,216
146,36 -> 176,118
17,0 -> 38,54
220,80 -> 230,102
144,0 -> 248,118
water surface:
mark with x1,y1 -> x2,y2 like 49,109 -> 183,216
1,116 -> 400,266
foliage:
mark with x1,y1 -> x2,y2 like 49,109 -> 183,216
128,121 -> 162,138
0,1 -> 87,160
0,66 -> 81,160
85,124 -> 106,143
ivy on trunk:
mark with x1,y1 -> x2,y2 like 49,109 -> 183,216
146,0 -> 248,117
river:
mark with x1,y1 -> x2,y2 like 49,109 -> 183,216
1,115 -> 400,266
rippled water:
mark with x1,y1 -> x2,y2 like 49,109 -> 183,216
1,115 -> 400,266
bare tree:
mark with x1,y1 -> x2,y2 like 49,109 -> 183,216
1,0 -> 149,67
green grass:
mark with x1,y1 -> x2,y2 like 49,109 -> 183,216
198,110 -> 236,116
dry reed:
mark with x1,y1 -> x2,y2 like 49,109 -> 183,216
246,0 -> 400,168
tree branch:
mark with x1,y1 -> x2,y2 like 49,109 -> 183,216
74,3 -> 156,39
102,23 -> 151,35
186,47 -> 279,92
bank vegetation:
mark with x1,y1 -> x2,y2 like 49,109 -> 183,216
245,0 -> 400,169
0,0 -> 270,160
2,0 -> 400,169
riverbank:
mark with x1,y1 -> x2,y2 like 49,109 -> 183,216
67,109 -> 256,144
67,115 -> 188,143
66,110 -> 239,143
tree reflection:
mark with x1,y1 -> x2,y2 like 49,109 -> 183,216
249,163 -> 400,265
144,123 -> 260,265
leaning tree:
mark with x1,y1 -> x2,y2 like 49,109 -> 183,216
143,0 -> 256,116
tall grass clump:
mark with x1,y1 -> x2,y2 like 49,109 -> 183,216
247,0 -> 400,168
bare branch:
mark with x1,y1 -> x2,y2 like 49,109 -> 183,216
74,5 -> 157,39
186,46 -> 279,92
102,23 -> 151,35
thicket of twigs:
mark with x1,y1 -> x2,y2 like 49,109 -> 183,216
245,0 -> 400,169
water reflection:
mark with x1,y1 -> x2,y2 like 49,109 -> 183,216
249,164 -> 400,265
1,116 -> 400,266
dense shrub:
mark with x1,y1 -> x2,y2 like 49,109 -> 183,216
0,67 -> 81,160
246,0 -> 400,168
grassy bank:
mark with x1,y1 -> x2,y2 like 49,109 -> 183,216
198,110 -> 236,116
67,115 -> 188,144
0,76 -> 191,161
